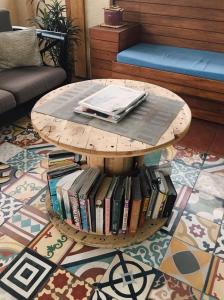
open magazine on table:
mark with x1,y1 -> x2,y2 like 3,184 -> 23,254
73,85 -> 147,123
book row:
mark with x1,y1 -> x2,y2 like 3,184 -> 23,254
47,161 -> 177,235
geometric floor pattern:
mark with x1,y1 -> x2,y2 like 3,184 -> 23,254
0,116 -> 224,299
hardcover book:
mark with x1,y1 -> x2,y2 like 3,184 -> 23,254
145,167 -> 158,218
129,176 -> 142,234
111,176 -> 125,235
68,169 -> 89,229
121,177 -> 131,233
79,168 -> 101,232
163,175 -> 177,218
95,176 -> 112,234
139,168 -> 151,227
89,173 -> 106,232
62,170 -> 84,224
105,176 -> 118,235
151,170 -> 168,219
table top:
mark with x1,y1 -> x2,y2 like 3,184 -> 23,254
31,79 -> 191,158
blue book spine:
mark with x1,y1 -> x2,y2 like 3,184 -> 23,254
48,178 -> 59,195
79,199 -> 89,231
51,194 -> 61,215
48,178 -> 62,216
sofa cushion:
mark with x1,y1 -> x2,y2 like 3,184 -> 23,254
0,28 -> 42,69
117,43 -> 224,81
0,89 -> 16,114
0,66 -> 66,104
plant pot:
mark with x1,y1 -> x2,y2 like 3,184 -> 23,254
104,6 -> 124,26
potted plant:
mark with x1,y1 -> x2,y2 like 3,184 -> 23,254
28,0 -> 79,82
104,1 -> 124,27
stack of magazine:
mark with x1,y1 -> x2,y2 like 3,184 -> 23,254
47,163 -> 177,235
74,85 -> 147,123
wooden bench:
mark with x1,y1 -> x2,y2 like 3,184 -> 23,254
90,0 -> 224,124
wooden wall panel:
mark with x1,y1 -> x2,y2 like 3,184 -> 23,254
115,0 -> 224,52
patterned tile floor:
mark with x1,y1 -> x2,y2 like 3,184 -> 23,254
0,116 -> 224,299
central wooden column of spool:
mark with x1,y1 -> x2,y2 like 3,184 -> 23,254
87,156 -> 144,174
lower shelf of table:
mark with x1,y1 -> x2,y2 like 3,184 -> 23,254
46,192 -> 168,248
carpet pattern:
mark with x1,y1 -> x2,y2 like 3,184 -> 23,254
0,116 -> 223,299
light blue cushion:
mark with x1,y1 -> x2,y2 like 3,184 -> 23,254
117,43 -> 224,81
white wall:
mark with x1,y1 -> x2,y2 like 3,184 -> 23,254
85,0 -> 110,28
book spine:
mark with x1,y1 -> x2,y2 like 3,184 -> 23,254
162,196 -> 176,218
62,189 -> 72,225
146,189 -> 157,218
96,206 -> 103,234
121,199 -> 130,233
129,200 -> 141,234
111,200 -> 121,235
87,199 -> 92,232
152,193 -> 162,219
79,198 -> 89,232
139,196 -> 150,227
50,194 -> 61,215
56,186 -> 65,219
70,195 -> 81,230
105,197 -> 111,235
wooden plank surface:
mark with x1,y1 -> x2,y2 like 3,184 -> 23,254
115,0 -> 224,52
31,79 -> 191,158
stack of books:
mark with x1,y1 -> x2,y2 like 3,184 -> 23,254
47,164 -> 177,235
47,150 -> 84,168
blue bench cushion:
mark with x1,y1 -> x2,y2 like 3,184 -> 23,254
117,43 -> 224,81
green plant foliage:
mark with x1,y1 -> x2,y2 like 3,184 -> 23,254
28,0 -> 80,82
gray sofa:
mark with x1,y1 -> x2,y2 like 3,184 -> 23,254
0,9 -> 67,115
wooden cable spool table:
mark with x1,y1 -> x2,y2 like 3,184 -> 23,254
31,79 -> 191,248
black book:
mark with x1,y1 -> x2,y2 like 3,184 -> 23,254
111,176 -> 125,235
89,173 -> 106,232
145,167 -> 158,218
163,175 -> 177,218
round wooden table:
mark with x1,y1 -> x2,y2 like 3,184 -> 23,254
31,79 -> 191,248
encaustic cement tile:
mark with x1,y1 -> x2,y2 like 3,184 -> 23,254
34,267 -> 93,300
60,243 -> 118,285
2,173 -> 46,202
97,251 -> 159,300
29,223 -> 74,264
0,205 -> 49,246
13,115 -> 33,130
171,161 -> 200,188
27,161 -> 48,182
159,237 -> 212,291
186,189 -> 224,224
147,272 -> 201,300
91,289 -> 118,300
10,128 -> 44,148
205,256 -> 224,300
26,143 -> 56,157
174,211 -> 220,253
173,145 -> 206,168
0,192 -> 24,226
201,294 -> 217,300
214,223 -> 224,259
0,232 -> 25,273
0,163 -> 23,191
0,248 -> 56,300
195,171 -> 224,200
29,187 -> 48,214
0,142 -> 23,163
6,149 -> 43,172
121,230 -> 171,269
0,125 -> 24,142
202,154 -> 224,177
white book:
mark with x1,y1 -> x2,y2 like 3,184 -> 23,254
62,170 -> 84,224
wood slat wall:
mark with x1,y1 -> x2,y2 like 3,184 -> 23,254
116,0 -> 224,52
